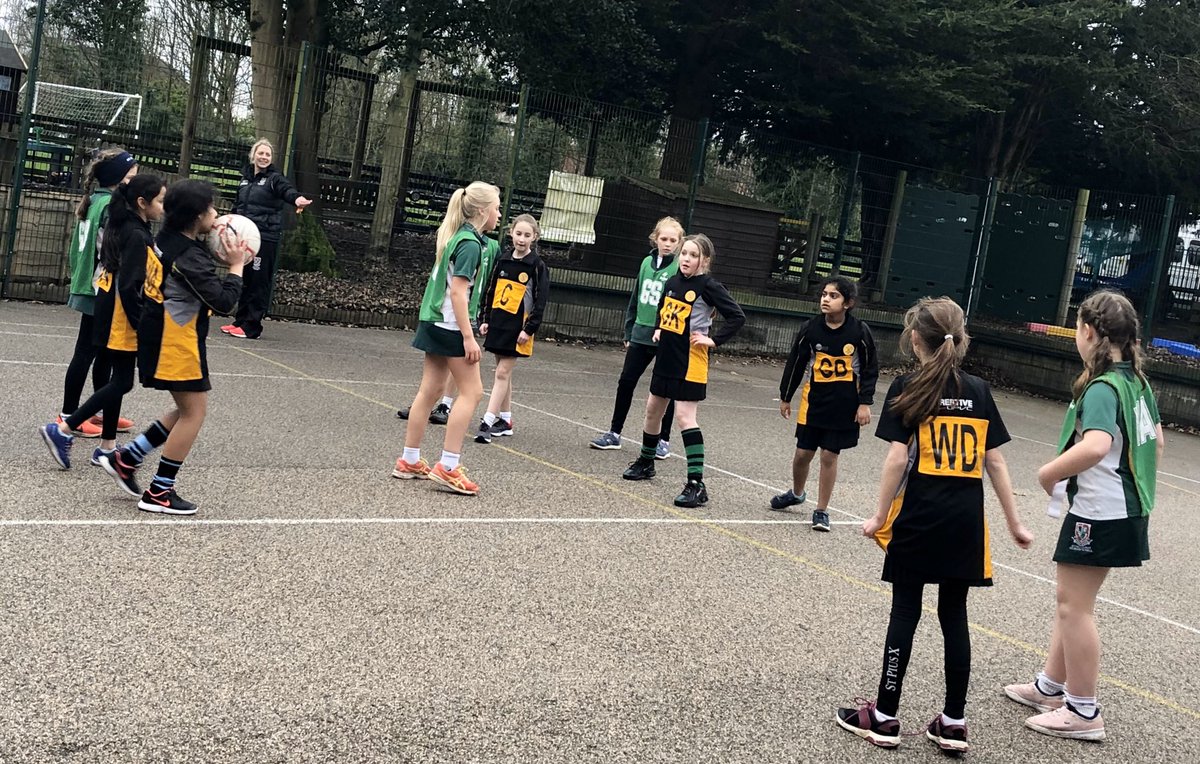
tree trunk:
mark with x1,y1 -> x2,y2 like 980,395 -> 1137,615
368,65 -> 421,261
248,0 -> 290,147
285,0 -> 327,213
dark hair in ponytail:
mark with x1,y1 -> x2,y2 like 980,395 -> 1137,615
75,146 -> 128,220
99,174 -> 164,273
1072,290 -> 1145,399
889,297 -> 970,426
163,179 -> 216,233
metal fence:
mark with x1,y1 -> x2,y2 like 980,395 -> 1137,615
1,20 -> 1199,358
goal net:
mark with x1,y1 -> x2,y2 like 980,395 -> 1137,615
22,82 -> 143,131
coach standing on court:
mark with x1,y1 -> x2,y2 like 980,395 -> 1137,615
220,137 -> 311,340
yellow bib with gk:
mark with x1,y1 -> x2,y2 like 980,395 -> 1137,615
658,297 -> 692,335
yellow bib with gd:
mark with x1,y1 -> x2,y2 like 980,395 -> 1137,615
812,352 -> 853,383
492,279 -> 526,315
918,416 -> 988,479
658,297 -> 692,335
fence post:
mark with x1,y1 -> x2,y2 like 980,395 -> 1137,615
501,84 -> 529,232
801,213 -> 823,286
683,119 -> 710,231
281,41 -> 311,179
1142,194 -> 1176,346
1056,188 -> 1090,326
831,150 -> 860,274
874,169 -> 907,302
178,34 -> 208,178
1,0 -> 47,298
965,177 -> 999,320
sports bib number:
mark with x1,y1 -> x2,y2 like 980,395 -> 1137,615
812,352 -> 853,383
492,279 -> 527,315
640,279 -> 664,307
94,269 -> 113,292
658,297 -> 692,335
143,248 -> 164,304
918,416 -> 988,478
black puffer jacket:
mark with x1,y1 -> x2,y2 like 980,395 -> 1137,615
233,164 -> 301,241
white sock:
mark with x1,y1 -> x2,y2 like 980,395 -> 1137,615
499,411 -> 512,422
1065,692 -> 1099,718
941,713 -> 965,726
1035,671 -> 1065,696
439,451 -> 460,470
440,396 -> 454,407
872,707 -> 896,722
483,412 -> 497,426
403,447 -> 420,464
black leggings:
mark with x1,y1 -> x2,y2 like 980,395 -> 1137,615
609,341 -> 674,442
65,351 -> 136,440
234,238 -> 279,338
876,579 -> 972,719
62,312 -> 111,415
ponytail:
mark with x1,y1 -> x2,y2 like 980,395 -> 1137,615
100,174 -> 165,273
75,147 -> 131,220
435,181 -> 500,264
1072,290 -> 1145,399
890,297 -> 970,426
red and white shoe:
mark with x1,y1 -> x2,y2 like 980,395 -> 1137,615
226,326 -> 248,339
220,324 -> 238,335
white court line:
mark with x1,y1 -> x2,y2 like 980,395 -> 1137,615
0,321 -> 77,329
510,398 -> 1200,637
0,330 -> 74,339
0,516 -> 841,528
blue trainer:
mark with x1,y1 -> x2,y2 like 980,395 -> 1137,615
90,447 -> 113,467
40,422 -> 74,470
589,431 -> 621,450
655,439 -> 671,460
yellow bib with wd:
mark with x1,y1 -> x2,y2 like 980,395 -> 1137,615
918,416 -> 988,478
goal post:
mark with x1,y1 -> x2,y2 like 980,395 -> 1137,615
21,82 -> 143,131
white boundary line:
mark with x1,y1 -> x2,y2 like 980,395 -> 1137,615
510,398 -> 1200,638
0,516 -> 860,528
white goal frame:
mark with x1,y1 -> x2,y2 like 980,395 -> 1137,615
24,82 -> 143,131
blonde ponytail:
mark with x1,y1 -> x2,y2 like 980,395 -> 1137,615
435,181 -> 500,263
890,297 -> 970,426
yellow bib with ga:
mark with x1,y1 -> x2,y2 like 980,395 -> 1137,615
492,279 -> 526,315
918,416 -> 989,479
658,297 -> 693,335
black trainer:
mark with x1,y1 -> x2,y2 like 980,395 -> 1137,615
926,715 -> 969,752
490,418 -> 513,436
812,509 -> 831,532
674,479 -> 709,508
622,459 -> 655,481
835,700 -> 901,748
429,403 -> 451,425
474,420 -> 493,444
769,488 -> 806,511
98,448 -> 142,498
396,407 -> 410,419
137,486 -> 198,516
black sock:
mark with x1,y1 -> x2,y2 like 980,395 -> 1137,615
150,456 -> 183,492
147,420 -> 170,448
681,428 -> 704,481
640,431 -> 658,462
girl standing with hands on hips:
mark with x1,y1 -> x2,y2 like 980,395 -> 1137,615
221,138 -> 311,340
393,182 -> 500,495
620,234 -> 745,508
837,297 -> 1031,753
1005,290 -> 1162,742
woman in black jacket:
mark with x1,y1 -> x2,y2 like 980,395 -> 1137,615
221,138 -> 311,339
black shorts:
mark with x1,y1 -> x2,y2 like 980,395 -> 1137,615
795,424 -> 859,453
1053,512 -> 1150,568
412,322 -> 466,357
650,374 -> 706,402
142,377 -> 212,393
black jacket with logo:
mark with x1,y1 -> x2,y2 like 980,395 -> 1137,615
232,164 -> 300,242
780,313 -> 879,430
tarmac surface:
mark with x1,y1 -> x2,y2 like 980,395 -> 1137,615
2,299 -> 1199,763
